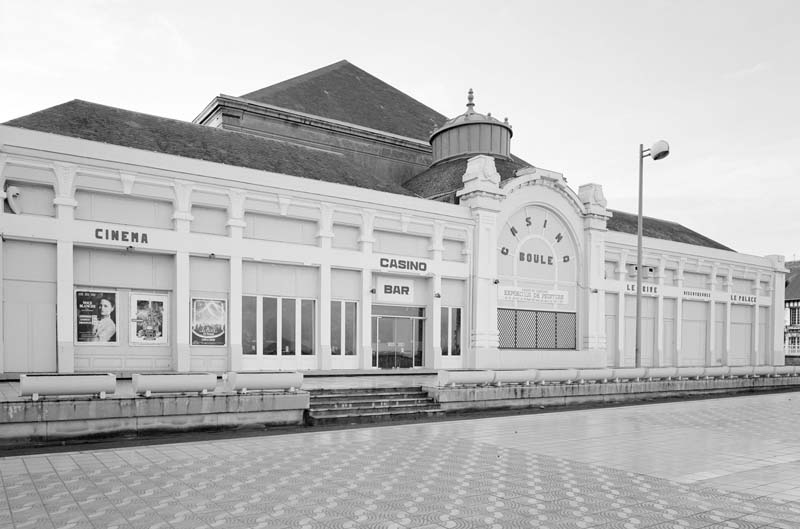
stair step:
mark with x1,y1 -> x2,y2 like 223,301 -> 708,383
308,408 -> 444,426
310,397 -> 431,407
311,403 -> 438,417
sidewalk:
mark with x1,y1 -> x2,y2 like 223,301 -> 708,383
2,391 -> 800,528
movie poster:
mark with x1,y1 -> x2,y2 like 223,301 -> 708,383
75,290 -> 118,344
191,298 -> 227,346
130,293 -> 168,345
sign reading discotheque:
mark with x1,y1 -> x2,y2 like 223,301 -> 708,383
191,298 -> 227,346
499,286 -> 569,305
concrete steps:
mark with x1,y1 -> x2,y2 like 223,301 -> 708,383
306,387 -> 443,426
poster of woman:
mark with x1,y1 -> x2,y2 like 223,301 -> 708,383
130,293 -> 168,345
75,290 -> 118,343
191,298 -> 227,346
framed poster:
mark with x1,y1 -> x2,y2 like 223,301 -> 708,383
191,298 -> 227,346
130,293 -> 168,345
75,290 -> 119,344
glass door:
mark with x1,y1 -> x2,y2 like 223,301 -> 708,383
372,316 -> 423,368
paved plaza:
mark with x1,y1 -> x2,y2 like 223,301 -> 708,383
2,392 -> 800,528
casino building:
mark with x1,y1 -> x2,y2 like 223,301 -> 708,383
0,60 -> 787,375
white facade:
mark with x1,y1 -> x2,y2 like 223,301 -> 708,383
0,125 -> 787,374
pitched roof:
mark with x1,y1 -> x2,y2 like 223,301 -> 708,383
786,262 -> 800,301
606,209 -> 733,251
241,60 -> 447,141
403,155 -> 531,200
3,100 -> 415,196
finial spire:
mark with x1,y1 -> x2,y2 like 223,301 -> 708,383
466,88 -> 475,113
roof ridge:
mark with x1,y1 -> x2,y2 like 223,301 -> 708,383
241,60 -> 353,100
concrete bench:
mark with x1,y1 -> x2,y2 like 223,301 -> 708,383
728,366 -> 755,378
438,370 -> 494,387
19,373 -> 116,401
576,368 -> 615,383
225,372 -> 303,393
753,365 -> 776,377
702,366 -> 730,379
535,369 -> 579,384
491,369 -> 538,386
676,367 -> 706,380
132,373 -> 217,397
645,367 -> 678,380
612,368 -> 647,381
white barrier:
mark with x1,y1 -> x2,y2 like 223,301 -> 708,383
645,367 -> 678,380
132,373 -> 217,397
438,370 -> 494,387
702,366 -> 730,379
225,372 -> 303,393
775,366 -> 797,377
492,369 -> 538,386
728,366 -> 755,378
612,368 -> 647,381
753,365 -> 776,377
19,373 -> 116,401
677,367 -> 705,379
535,369 -> 579,384
576,369 -> 615,383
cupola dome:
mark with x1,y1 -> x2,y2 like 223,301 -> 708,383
429,89 -> 512,164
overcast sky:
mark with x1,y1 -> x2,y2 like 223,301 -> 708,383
1,0 -> 797,261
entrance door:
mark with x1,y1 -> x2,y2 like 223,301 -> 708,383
373,316 -> 423,368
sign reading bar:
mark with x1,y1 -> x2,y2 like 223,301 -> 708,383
376,277 -> 415,303
499,287 -> 568,305
731,294 -> 757,305
626,283 -> 658,296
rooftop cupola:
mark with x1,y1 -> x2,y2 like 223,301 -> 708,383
429,89 -> 513,164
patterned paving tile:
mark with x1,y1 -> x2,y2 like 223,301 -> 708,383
3,391 -> 800,528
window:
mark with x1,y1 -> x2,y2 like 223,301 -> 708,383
497,309 -> 576,349
791,308 -> 800,326
331,301 -> 357,355
440,307 -> 462,356
241,295 -> 315,356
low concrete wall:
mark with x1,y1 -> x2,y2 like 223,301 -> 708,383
425,376 -> 800,412
0,391 -> 309,447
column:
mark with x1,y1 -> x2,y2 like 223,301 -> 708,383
317,204 -> 334,369
53,163 -> 78,373
429,222 -> 444,369
455,156 -> 506,369
766,255 -> 786,365
172,181 -> 193,372
578,184 -> 610,355
358,210 -> 375,369
675,260 -> 685,366
227,190 -> 246,372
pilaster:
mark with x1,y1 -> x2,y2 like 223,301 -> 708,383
56,241 -> 75,373
359,210 -> 375,368
578,183 -> 610,354
318,203 -> 334,369
766,255 -> 786,365
227,190 -> 246,371
675,260 -> 685,366
175,251 -> 191,372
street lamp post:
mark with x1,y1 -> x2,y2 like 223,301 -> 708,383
635,140 -> 670,368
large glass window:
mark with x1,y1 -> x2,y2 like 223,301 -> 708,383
791,308 -> 800,326
241,295 -> 315,356
440,307 -> 462,356
497,309 -> 576,350
331,300 -> 357,355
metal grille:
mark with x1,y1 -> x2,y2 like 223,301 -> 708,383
497,309 -> 516,348
516,310 -> 537,348
556,312 -> 576,349
536,312 -> 557,349
497,309 -> 577,350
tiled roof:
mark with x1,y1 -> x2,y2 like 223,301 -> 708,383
786,262 -> 800,301
607,209 -> 733,251
3,100 -> 415,196
403,155 -> 532,200
241,60 -> 447,141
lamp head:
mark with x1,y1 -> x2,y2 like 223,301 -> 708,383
650,140 -> 670,161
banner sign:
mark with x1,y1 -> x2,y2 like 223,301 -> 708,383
376,277 -> 414,303
626,283 -> 659,296
499,287 -> 569,305
191,298 -> 227,346
730,294 -> 757,305
130,293 -> 168,345
75,290 -> 118,344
